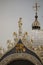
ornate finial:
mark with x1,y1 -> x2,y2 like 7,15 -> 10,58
18,17 -> 22,38
18,18 -> 22,27
32,1 -> 40,30
33,2 -> 40,20
13,32 -> 17,37
0,46 -> 5,56
7,40 -> 14,50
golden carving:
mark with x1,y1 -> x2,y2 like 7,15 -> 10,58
15,43 -> 26,52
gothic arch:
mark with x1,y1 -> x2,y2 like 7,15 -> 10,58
0,53 -> 42,65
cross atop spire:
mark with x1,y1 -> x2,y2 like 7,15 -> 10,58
32,2 -> 41,30
33,2 -> 40,20
33,2 -> 40,12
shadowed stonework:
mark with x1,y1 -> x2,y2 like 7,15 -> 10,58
7,59 -> 34,65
